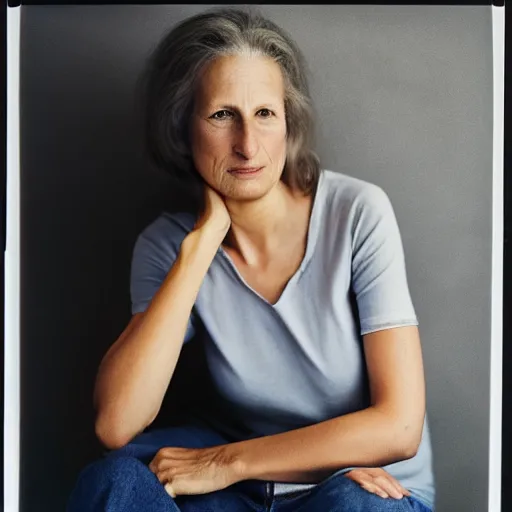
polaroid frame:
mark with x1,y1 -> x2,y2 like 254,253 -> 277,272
3,2 -> 507,511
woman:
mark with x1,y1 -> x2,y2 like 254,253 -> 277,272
68,7 -> 435,512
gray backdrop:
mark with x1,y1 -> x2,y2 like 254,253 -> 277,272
19,5 -> 494,511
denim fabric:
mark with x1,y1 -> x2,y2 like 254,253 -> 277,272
67,424 -> 432,512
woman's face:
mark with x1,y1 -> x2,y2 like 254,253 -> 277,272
190,53 -> 288,201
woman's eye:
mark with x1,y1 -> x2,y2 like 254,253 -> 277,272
258,109 -> 273,118
210,109 -> 274,121
211,110 -> 233,120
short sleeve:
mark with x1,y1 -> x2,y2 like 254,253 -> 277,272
130,220 -> 196,343
351,185 -> 418,336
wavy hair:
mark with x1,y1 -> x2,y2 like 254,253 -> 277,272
139,7 -> 320,195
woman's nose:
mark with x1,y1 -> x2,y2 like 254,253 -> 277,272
232,121 -> 259,160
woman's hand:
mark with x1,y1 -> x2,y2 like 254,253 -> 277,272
194,185 -> 231,236
148,445 -> 242,497
345,468 -> 411,500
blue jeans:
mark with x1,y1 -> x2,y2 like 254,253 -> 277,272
67,424 -> 432,512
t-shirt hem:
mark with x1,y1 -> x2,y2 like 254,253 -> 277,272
361,319 -> 419,336
408,490 -> 435,511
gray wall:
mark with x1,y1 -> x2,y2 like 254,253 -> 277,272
20,5 -> 494,511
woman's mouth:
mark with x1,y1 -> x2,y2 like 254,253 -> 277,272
227,166 -> 264,178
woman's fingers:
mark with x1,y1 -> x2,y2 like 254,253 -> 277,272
346,468 -> 411,500
157,447 -> 199,460
347,471 -> 390,499
392,478 -> 411,497
149,447 -> 199,473
399,482 -> 412,497
165,482 -> 176,498
156,471 -> 167,484
360,480 -> 389,499
373,475 -> 403,499
147,445 -> 237,497
372,469 -> 411,498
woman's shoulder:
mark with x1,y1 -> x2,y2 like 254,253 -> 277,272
134,211 -> 197,257
320,169 -> 391,214
144,210 -> 197,234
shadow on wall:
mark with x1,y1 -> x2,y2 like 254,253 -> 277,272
20,91 -> 206,507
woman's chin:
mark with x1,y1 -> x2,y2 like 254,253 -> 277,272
220,179 -> 276,202
224,189 -> 269,203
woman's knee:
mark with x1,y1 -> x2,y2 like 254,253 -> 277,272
75,455 -> 153,492
309,473 -> 412,511
68,456 -> 167,511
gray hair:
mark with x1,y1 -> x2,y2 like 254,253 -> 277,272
140,7 -> 320,195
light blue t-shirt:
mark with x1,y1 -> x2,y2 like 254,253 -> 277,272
130,169 -> 435,509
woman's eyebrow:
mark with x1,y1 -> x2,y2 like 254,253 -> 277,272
208,103 -> 280,112
210,104 -> 237,111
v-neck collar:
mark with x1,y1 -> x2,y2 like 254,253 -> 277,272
217,170 -> 325,308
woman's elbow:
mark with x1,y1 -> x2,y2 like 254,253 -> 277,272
395,422 -> 423,460
94,412 -> 137,450
400,437 -> 420,460
94,407 -> 158,450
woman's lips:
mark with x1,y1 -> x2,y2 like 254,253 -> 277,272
227,166 -> 264,177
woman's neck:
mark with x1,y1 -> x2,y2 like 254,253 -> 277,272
223,182 -> 312,267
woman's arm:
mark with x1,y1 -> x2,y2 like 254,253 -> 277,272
94,188 -> 230,450
226,325 -> 426,483
227,186 -> 426,483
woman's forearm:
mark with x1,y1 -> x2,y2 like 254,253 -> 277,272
94,226 -> 223,449
228,406 -> 423,484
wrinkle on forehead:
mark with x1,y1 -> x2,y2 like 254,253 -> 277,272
196,54 -> 285,112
